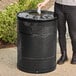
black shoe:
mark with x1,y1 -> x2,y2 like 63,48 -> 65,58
71,53 -> 76,64
57,55 -> 68,65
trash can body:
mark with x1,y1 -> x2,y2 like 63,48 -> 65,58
17,10 -> 58,73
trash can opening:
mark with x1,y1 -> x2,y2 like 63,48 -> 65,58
17,10 -> 57,21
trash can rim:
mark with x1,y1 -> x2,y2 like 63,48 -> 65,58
17,10 -> 58,22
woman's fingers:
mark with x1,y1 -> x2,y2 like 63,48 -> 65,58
37,3 -> 45,8
37,3 -> 42,7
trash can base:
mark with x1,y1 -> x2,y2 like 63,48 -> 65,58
17,63 -> 56,74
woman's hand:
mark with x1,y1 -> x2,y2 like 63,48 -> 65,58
37,0 -> 50,9
37,2 -> 46,8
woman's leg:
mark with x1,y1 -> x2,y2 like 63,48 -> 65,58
54,3 -> 68,64
66,6 -> 76,64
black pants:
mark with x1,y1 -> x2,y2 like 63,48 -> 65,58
54,3 -> 76,53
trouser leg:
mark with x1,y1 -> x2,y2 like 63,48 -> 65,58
63,5 -> 76,64
66,6 -> 76,53
54,3 -> 67,54
54,3 -> 68,64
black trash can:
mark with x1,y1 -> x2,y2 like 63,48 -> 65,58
17,10 -> 58,74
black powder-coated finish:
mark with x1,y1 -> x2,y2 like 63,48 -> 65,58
17,10 -> 58,73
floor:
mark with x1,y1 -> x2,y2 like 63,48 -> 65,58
0,39 -> 76,76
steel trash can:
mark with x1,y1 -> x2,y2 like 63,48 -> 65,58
17,10 -> 58,73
